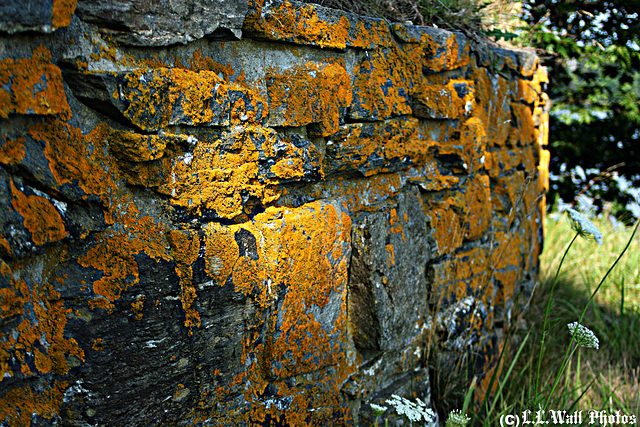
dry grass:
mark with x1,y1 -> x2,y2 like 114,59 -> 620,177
298,0 -> 519,40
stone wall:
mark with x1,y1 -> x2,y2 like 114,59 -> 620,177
0,0 -> 549,425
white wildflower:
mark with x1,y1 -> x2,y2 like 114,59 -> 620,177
386,394 -> 435,423
567,322 -> 600,349
566,208 -> 603,244
369,402 -> 388,416
445,409 -> 471,427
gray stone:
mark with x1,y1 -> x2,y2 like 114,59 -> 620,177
75,0 -> 248,46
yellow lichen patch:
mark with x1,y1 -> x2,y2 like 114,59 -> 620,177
511,77 -> 541,105
0,262 -> 30,321
131,296 -> 145,321
203,225 -> 240,285
0,381 -> 68,426
430,247 -> 489,302
201,202 -> 354,423
471,66 -> 511,147
30,119 -> 115,204
107,128 -> 169,162
243,0 -> 351,49
435,116 -> 486,176
461,174 -> 491,241
52,0 -> 77,29
491,230 -> 524,273
350,43 -> 420,120
0,137 -> 26,166
425,201 -> 464,256
484,146 -> 536,179
388,208 -> 406,242
0,259 -> 84,425
412,79 -> 474,120
78,203 -> 170,310
422,31 -> 469,73
348,18 -> 395,49
491,170 -> 527,219
0,46 -> 71,120
537,148 -> 550,192
325,118 -> 431,176
118,67 -> 268,131
509,103 -> 537,146
186,49 -> 243,84
159,126 -> 318,218
266,62 -> 352,136
385,243 -> 395,266
10,179 -> 67,246
167,230 -> 202,331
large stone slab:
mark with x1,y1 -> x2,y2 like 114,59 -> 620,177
75,0 -> 248,46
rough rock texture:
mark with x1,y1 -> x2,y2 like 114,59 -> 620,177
75,0 -> 248,45
0,0 -> 549,425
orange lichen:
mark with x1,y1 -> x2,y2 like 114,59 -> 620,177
326,118 -> 433,177
0,137 -> 26,165
10,179 -> 67,246
0,381 -> 68,425
425,201 -> 464,256
509,102 -> 537,146
0,257 -> 84,425
462,174 -> 491,240
0,46 -> 71,120
107,128 -> 169,162
158,125 -> 320,218
266,62 -> 352,136
197,202 -> 354,424
244,0 -> 393,49
412,79 -> 475,119
131,296 -> 145,321
244,1 -> 350,49
78,202 -> 170,310
29,119 -> 115,205
431,247 -> 489,303
350,42 -> 420,120
471,67 -> 511,147
117,67 -> 268,131
52,0 -> 77,29
167,230 -> 202,331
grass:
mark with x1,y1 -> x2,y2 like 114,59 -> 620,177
469,212 -> 640,425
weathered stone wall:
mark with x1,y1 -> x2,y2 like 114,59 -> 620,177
0,0 -> 549,425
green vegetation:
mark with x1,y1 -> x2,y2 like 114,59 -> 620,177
520,0 -> 640,221
469,212 -> 640,425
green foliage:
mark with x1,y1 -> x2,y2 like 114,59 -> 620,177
518,0 -> 640,219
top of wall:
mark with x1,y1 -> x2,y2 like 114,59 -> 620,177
0,0 -> 539,76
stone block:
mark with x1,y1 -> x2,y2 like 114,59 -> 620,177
0,0 -> 76,33
420,29 -> 471,74
197,201 -> 353,424
243,0 -> 394,49
266,62 -> 351,136
156,127 -> 322,219
0,46 -> 71,120
412,79 -> 474,119
75,0 -> 247,46
349,45 -> 418,121
324,117 -> 431,177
